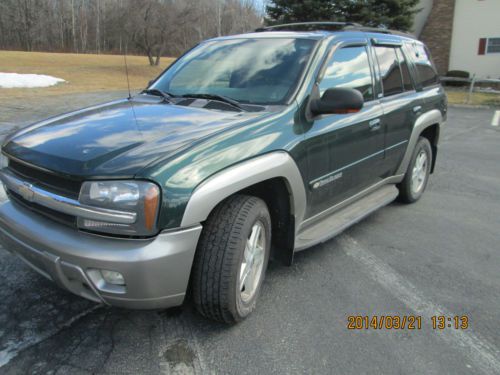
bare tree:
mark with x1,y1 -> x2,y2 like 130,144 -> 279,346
95,0 -> 100,53
0,0 -> 263,60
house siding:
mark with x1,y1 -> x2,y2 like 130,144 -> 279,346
449,0 -> 500,79
419,0 -> 456,75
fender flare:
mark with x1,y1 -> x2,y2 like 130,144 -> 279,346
396,109 -> 444,176
180,151 -> 306,232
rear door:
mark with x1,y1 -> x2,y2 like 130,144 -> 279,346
303,40 -> 385,218
372,40 -> 421,176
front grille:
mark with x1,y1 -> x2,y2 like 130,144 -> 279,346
8,159 -> 81,199
5,159 -> 80,227
7,190 -> 77,228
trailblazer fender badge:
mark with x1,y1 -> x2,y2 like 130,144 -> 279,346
311,172 -> 343,190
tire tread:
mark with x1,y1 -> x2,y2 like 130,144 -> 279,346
192,194 -> 263,323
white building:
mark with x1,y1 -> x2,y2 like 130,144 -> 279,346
415,0 -> 500,78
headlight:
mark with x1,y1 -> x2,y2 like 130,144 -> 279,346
78,180 -> 160,236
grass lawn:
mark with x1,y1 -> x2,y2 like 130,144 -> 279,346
445,88 -> 500,107
2,51 -> 499,108
0,51 -> 174,100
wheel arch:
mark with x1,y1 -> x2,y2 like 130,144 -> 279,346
180,152 -> 306,265
419,124 -> 440,173
396,109 -> 443,176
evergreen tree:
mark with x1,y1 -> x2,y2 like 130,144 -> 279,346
266,0 -> 420,31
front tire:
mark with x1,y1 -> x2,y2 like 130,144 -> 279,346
191,195 -> 271,323
398,137 -> 432,203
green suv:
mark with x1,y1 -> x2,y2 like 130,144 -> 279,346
0,23 -> 446,323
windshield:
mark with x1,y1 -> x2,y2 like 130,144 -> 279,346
151,38 -> 317,105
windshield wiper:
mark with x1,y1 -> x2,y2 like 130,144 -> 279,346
181,93 -> 245,111
142,88 -> 175,103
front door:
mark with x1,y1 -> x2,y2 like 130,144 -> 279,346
303,43 -> 385,219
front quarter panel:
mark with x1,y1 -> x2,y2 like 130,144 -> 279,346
180,151 -> 306,230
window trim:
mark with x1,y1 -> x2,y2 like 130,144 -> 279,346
486,37 -> 500,54
371,38 -> 402,47
395,48 -> 416,92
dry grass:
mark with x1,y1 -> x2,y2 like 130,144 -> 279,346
0,50 -> 174,100
446,89 -> 500,107
2,51 -> 499,108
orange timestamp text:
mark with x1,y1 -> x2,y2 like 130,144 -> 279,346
347,315 -> 469,330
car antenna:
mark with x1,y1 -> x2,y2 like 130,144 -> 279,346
123,44 -> 132,100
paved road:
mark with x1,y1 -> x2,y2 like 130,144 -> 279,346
0,94 -> 499,375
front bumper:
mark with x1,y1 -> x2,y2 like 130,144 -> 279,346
0,200 -> 202,309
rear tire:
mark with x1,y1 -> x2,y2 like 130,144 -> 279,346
192,194 -> 271,323
398,137 -> 432,203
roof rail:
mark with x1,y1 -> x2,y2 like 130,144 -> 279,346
255,21 -> 416,39
344,25 -> 415,39
255,22 -> 362,32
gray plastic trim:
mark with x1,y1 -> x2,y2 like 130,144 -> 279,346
0,200 -> 202,309
396,109 -> 443,175
300,175 -> 404,231
181,152 -> 307,233
295,184 -> 399,251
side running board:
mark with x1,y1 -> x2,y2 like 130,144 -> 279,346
294,184 -> 399,251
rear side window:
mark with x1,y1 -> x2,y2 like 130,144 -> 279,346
374,46 -> 403,97
319,46 -> 374,101
410,44 -> 439,88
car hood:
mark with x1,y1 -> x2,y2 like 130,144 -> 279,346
3,96 -> 267,178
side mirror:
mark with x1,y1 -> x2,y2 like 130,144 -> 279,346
310,88 -> 364,115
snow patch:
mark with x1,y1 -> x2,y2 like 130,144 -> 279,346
0,73 -> 65,88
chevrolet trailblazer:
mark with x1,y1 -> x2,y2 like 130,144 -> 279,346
0,22 -> 446,323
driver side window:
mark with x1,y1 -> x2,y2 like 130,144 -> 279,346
319,46 -> 374,101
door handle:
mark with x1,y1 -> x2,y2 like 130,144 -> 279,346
413,105 -> 422,113
369,118 -> 381,131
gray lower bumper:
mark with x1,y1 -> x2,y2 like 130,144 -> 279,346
0,200 -> 202,309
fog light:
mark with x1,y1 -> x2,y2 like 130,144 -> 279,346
101,270 -> 125,285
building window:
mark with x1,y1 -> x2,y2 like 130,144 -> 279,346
486,38 -> 500,54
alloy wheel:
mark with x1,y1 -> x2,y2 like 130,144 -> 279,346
239,221 -> 266,303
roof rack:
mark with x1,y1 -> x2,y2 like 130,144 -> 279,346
255,22 -> 362,32
344,25 -> 415,39
255,22 -> 415,39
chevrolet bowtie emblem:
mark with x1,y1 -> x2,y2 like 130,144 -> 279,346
18,181 -> 35,202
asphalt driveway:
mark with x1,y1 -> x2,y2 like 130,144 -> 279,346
0,94 -> 499,375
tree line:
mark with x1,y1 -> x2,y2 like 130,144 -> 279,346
0,0 -> 263,65
0,0 -> 420,65
266,0 -> 420,31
